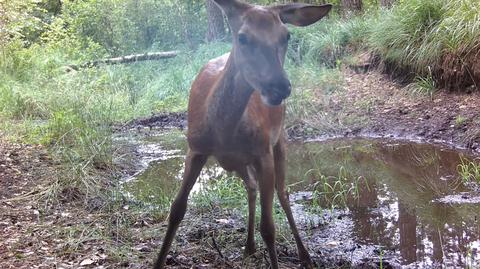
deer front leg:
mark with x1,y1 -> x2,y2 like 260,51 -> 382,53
274,139 -> 314,269
255,153 -> 279,269
237,166 -> 258,257
154,151 -> 208,269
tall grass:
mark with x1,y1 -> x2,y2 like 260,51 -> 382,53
368,0 -> 480,88
288,15 -> 373,67
458,158 -> 480,184
0,40 -> 230,197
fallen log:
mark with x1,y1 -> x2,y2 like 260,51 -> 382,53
66,51 -> 178,71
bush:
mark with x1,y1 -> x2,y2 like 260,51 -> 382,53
288,15 -> 372,67
368,0 -> 480,90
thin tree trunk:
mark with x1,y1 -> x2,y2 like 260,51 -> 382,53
206,0 -> 225,42
341,0 -> 362,15
380,0 -> 395,8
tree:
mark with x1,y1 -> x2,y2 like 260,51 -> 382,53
341,0 -> 362,14
206,0 -> 225,42
380,0 -> 395,8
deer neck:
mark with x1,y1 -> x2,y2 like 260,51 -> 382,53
208,50 -> 254,140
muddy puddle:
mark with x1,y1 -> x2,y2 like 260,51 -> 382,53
116,129 -> 480,268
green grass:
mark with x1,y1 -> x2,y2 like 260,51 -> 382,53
458,158 -> 480,184
0,40 -> 230,199
288,15 -> 373,68
410,71 -> 436,98
368,0 -> 480,88
308,166 -> 365,211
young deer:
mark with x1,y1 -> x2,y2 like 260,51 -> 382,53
154,1 -> 331,268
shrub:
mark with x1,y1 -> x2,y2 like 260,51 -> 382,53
368,0 -> 480,90
288,15 -> 372,67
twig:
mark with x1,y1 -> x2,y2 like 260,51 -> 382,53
211,232 -> 225,259
0,188 -> 46,203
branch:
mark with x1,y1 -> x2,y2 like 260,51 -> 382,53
66,51 -> 179,71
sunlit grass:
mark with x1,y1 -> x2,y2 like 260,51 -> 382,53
458,158 -> 480,184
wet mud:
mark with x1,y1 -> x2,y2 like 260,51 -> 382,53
118,128 -> 480,268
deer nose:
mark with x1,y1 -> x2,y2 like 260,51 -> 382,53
268,79 -> 291,99
276,80 -> 291,99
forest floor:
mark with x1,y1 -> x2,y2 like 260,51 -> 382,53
288,69 -> 480,153
1,68 -> 480,268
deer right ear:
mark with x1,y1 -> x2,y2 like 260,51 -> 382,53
274,3 -> 332,26
212,0 -> 249,18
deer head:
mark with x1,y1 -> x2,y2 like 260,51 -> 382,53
213,0 -> 332,106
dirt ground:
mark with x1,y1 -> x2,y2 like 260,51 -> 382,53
288,69 -> 480,153
1,68 -> 480,268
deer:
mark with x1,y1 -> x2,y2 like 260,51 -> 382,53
154,1 -> 332,268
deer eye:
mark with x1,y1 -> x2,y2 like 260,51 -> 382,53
238,33 -> 249,45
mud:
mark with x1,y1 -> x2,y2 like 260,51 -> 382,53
117,112 -> 187,131
120,128 -> 480,269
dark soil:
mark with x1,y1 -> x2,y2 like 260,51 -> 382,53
118,112 -> 187,131
0,140 -> 58,268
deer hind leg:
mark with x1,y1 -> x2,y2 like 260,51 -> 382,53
273,139 -> 314,269
154,151 -> 208,269
237,166 -> 258,256
254,153 -> 279,269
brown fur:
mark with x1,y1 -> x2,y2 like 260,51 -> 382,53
154,1 -> 332,269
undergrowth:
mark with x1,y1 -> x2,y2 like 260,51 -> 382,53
368,0 -> 480,90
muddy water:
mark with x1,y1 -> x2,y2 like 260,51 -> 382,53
121,129 -> 480,268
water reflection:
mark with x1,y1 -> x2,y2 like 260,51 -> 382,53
298,140 -> 480,267
125,132 -> 480,268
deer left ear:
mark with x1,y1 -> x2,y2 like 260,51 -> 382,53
273,3 -> 332,26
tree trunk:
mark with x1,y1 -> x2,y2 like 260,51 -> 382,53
206,0 -> 225,42
341,0 -> 362,15
380,0 -> 395,8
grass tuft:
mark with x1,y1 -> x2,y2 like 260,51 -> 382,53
458,158 -> 480,184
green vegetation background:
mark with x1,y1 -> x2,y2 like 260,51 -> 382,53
1,0 -> 479,194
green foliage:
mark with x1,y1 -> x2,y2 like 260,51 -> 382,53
368,0 -> 480,80
0,0 -> 47,45
58,0 -> 207,55
0,32 -> 228,196
458,158 -> 480,184
410,67 -> 436,98
288,15 -> 372,67
192,175 -> 247,211
368,0 -> 445,72
309,167 -> 363,210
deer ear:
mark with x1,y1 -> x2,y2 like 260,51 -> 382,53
274,3 -> 332,26
212,0 -> 250,18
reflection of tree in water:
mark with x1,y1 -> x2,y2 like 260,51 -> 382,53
292,139 -> 480,267
347,177 -> 391,246
398,201 -> 417,264
372,142 -> 480,266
